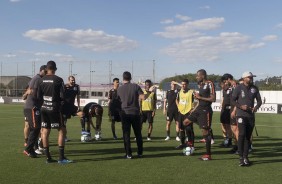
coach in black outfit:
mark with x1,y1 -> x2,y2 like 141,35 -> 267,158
117,71 -> 155,159
232,71 -> 262,166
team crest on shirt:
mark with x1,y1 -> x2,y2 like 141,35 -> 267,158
251,88 -> 256,93
238,118 -> 243,124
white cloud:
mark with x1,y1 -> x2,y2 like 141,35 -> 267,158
154,17 -> 225,38
249,42 -> 265,49
3,53 -> 17,58
160,19 -> 174,24
175,14 -> 191,21
161,32 -> 264,62
10,0 -> 21,2
200,5 -> 211,10
276,23 -> 282,29
262,35 -> 278,42
23,28 -> 138,52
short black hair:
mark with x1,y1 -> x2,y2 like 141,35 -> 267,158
123,71 -> 132,81
222,73 -> 233,80
113,78 -> 119,82
145,79 -> 152,84
197,69 -> 207,77
46,60 -> 57,71
182,79 -> 189,84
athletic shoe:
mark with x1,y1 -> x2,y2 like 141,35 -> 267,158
147,137 -> 151,141
23,150 -> 37,158
46,158 -> 57,164
199,138 -> 206,143
113,135 -> 118,140
35,149 -> 43,155
124,155 -> 132,159
211,139 -> 215,144
244,158 -> 250,166
58,158 -> 74,164
38,146 -> 44,151
164,136 -> 170,141
137,154 -> 143,158
176,136 -> 181,141
65,137 -> 70,142
200,154 -> 211,161
239,157 -> 245,166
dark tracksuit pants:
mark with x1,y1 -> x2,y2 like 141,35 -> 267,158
237,116 -> 255,158
121,113 -> 143,156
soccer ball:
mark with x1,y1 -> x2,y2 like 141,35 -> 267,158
183,147 -> 194,156
81,134 -> 91,142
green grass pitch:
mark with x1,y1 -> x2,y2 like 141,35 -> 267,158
0,104 -> 282,184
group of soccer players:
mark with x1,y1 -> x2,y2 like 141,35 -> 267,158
23,62 -> 262,166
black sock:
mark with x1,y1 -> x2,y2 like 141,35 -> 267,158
59,146 -> 65,161
204,134 -> 212,155
180,131 -> 185,145
147,133 -> 151,138
176,132 -> 179,137
167,130 -> 170,137
43,147 -> 51,160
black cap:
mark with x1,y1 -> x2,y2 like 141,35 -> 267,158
46,60 -> 57,71
40,65 -> 47,71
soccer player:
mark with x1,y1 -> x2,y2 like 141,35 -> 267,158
38,60 -> 73,164
80,102 -> 103,140
219,76 -> 233,148
61,75 -> 83,142
183,69 -> 216,161
23,65 -> 46,157
163,81 -> 180,141
231,71 -> 262,166
175,79 -> 195,152
108,78 -> 121,140
140,79 -> 157,141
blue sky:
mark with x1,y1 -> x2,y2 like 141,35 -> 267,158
1,0 -> 282,84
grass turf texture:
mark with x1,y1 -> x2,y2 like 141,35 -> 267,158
0,104 -> 282,184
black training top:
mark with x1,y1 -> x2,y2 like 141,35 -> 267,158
232,83 -> 262,117
38,74 -> 65,112
24,74 -> 43,109
64,84 -> 80,105
108,88 -> 121,111
165,89 -> 179,112
222,86 -> 233,109
117,82 -> 143,115
198,80 -> 215,107
83,102 -> 103,116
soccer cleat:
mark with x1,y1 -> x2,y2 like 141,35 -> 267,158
147,137 -> 151,141
46,158 -> 57,164
58,158 -> 74,164
176,136 -> 181,141
113,135 -> 118,140
164,136 -> 170,141
35,149 -> 43,155
200,154 -> 211,161
137,154 -> 143,158
175,144 -> 185,149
